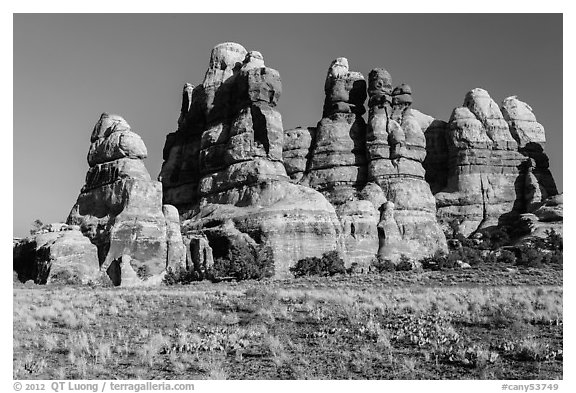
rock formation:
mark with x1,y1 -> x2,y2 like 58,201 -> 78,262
67,113 -> 185,285
159,43 -> 343,277
425,89 -> 560,237
295,58 -> 379,267
364,69 -> 447,261
13,43 -> 563,285
501,96 -> 558,198
282,60 -> 447,265
282,126 -> 316,182
13,225 -> 99,284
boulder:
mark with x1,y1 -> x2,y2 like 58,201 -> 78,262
282,127 -> 316,181
184,234 -> 214,278
323,57 -> 367,117
367,68 -> 393,109
13,228 -> 99,284
501,96 -> 546,147
532,195 -> 563,222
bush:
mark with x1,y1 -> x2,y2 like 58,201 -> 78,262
30,219 -> 45,235
544,251 -> 563,265
542,229 -> 563,251
486,228 -> 511,250
370,257 -> 396,273
136,265 -> 151,280
515,245 -> 545,268
346,262 -> 364,274
455,233 -> 477,248
164,242 -> 276,284
48,270 -> 83,285
497,250 -> 517,264
396,254 -> 413,271
514,229 -> 562,268
420,250 -> 457,270
210,242 -> 275,281
448,246 -> 484,266
290,250 -> 346,277
163,265 -> 198,285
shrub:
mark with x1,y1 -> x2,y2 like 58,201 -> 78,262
497,250 -> 517,264
346,262 -> 364,274
322,250 -> 347,275
49,270 -> 83,285
210,242 -> 275,281
420,250 -> 457,271
455,233 -> 477,248
290,250 -> 346,277
543,251 -> 562,265
136,265 -> 151,280
396,254 -> 413,271
542,229 -> 563,251
515,245 -> 545,268
370,257 -> 395,273
30,219 -> 45,235
163,265 -> 198,285
486,228 -> 511,250
448,246 -> 484,266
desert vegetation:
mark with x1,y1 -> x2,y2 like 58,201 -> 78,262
14,257 -> 562,380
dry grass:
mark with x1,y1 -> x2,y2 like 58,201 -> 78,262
13,268 -> 562,380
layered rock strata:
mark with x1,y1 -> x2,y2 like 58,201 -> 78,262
297,58 -> 378,267
364,69 -> 447,260
427,89 -> 559,237
160,43 -> 343,277
67,113 -> 185,285
501,96 -> 558,198
282,126 -> 316,182
284,61 -> 448,264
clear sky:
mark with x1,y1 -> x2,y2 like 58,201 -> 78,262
13,13 -> 563,237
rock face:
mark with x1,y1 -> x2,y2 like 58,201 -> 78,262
184,234 -> 214,278
303,58 -> 368,198
364,69 -> 447,261
159,43 -> 343,278
282,126 -> 316,182
501,96 -> 558,198
13,227 -> 99,284
14,45 -> 562,285
296,58 -> 379,267
425,89 -> 559,237
67,113 -> 185,285
282,61 -> 447,265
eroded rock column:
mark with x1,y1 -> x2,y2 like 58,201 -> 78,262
160,43 -> 344,278
301,58 -> 379,268
365,68 -> 447,261
68,113 -> 185,285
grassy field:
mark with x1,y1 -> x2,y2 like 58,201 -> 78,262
13,264 -> 563,380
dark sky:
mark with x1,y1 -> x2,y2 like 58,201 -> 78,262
13,14 -> 563,237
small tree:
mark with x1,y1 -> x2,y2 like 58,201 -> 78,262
30,219 -> 45,235
497,249 -> 517,264
395,254 -> 413,271
515,245 -> 544,268
371,256 -> 396,273
543,229 -> 563,251
290,250 -> 346,278
209,242 -> 275,281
